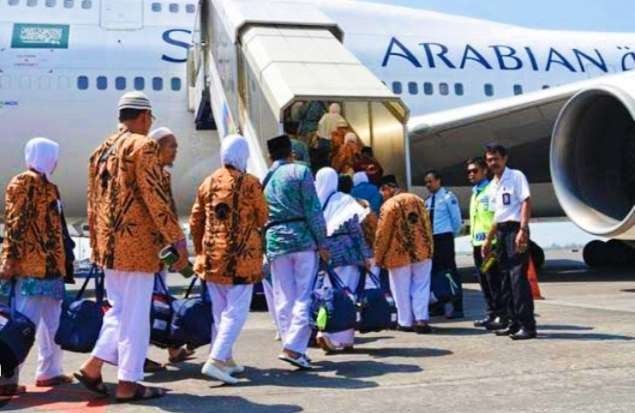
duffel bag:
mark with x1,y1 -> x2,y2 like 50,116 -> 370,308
311,264 -> 357,334
355,267 -> 397,333
429,268 -> 460,305
0,280 -> 36,378
171,277 -> 212,349
150,273 -> 180,348
55,265 -> 107,353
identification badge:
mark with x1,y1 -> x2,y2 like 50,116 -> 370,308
502,193 -> 511,205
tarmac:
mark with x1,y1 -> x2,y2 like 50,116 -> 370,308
4,248 -> 635,413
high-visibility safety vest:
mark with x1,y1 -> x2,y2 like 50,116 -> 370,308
470,180 -> 495,247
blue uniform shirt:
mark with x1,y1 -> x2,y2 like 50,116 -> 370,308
424,187 -> 462,236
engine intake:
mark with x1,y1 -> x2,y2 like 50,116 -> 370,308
551,82 -> 635,238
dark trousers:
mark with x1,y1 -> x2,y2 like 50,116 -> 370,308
496,222 -> 536,331
473,246 -> 507,319
432,232 -> 463,313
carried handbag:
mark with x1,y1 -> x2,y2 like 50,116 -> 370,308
150,273 -> 178,348
55,265 -> 107,353
429,268 -> 460,305
311,264 -> 357,333
355,267 -> 397,334
170,277 -> 212,349
0,280 -> 36,378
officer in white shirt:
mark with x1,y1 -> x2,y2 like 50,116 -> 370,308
482,144 -> 536,340
424,170 -> 463,319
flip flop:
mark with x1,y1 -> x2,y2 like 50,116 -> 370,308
143,359 -> 167,373
168,347 -> 195,364
73,370 -> 110,396
116,384 -> 166,403
36,374 -> 74,387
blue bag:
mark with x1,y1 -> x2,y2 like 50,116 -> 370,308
55,265 -> 107,353
0,280 -> 36,378
170,277 -> 212,349
311,264 -> 357,333
355,267 -> 397,334
430,268 -> 459,305
150,273 -> 178,349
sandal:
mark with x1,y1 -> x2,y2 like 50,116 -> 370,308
116,384 -> 166,403
168,347 -> 195,364
36,374 -> 74,387
143,359 -> 167,373
73,370 -> 110,396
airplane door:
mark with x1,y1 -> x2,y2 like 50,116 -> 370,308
100,0 -> 143,30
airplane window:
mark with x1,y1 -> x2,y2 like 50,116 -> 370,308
408,82 -> 418,95
151,2 -> 161,12
96,76 -> 107,90
46,0 -> 56,6
484,83 -> 494,96
77,76 -> 89,90
439,82 -> 449,96
152,77 -> 164,91
81,0 -> 91,9
8,0 -> 19,5
454,83 -> 464,96
423,82 -> 433,95
392,81 -> 402,95
514,84 -> 523,95
27,0 -> 37,6
115,77 -> 126,90
134,77 -> 145,91
64,0 -> 73,8
171,77 -> 182,91
169,3 -> 178,12
186,3 -> 195,13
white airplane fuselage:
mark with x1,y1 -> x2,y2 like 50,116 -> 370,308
2,0 -> 635,217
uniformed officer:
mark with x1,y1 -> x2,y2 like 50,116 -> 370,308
466,158 -> 508,330
482,144 -> 537,340
424,170 -> 463,319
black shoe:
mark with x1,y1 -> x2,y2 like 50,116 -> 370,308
447,311 -> 464,320
510,328 -> 537,340
474,316 -> 495,328
397,325 -> 414,332
485,317 -> 509,331
494,325 -> 519,336
414,324 -> 433,334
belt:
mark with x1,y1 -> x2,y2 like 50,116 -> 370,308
265,217 -> 305,231
496,221 -> 520,230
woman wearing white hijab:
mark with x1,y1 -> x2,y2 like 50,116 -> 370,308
314,167 -> 371,353
0,138 -> 72,395
190,134 -> 268,384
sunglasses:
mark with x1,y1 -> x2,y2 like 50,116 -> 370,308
467,168 -> 479,174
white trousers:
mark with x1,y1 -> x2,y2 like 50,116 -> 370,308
11,286 -> 64,382
92,270 -> 154,382
270,250 -> 318,354
319,265 -> 360,347
388,260 -> 432,327
262,278 -> 280,335
206,282 -> 253,362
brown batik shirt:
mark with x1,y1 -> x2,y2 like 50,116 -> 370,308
87,130 -> 184,274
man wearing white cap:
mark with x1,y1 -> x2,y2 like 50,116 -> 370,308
76,92 -> 188,402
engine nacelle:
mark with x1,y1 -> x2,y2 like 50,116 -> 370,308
551,80 -> 635,239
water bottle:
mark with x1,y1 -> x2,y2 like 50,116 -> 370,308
158,245 -> 194,278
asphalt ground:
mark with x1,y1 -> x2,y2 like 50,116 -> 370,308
3,249 -> 635,412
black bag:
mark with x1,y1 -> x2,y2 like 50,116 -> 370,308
355,267 -> 397,333
311,264 -> 357,333
55,265 -> 107,353
150,274 -> 178,348
0,280 -> 36,378
170,277 -> 212,349
430,268 -> 460,305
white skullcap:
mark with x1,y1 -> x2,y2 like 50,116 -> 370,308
149,127 -> 174,141
118,91 -> 152,111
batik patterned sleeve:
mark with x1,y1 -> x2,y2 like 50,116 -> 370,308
189,179 -> 207,255
420,201 -> 434,256
374,202 -> 396,266
136,140 -> 184,245
86,153 -> 98,254
300,168 -> 327,247
249,177 -> 268,229
3,175 -> 31,260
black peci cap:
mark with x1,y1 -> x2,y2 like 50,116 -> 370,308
267,134 -> 292,155
380,174 -> 399,187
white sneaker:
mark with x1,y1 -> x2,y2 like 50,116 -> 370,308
226,359 -> 245,375
201,360 -> 239,385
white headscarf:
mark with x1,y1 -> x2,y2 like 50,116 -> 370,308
317,103 -> 347,139
315,167 -> 369,235
149,127 -> 174,142
221,134 -> 249,172
25,137 -> 60,180
353,171 -> 369,186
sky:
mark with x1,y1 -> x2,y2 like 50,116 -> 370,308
364,0 -> 634,32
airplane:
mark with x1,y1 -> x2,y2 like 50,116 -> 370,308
1,0 -> 634,267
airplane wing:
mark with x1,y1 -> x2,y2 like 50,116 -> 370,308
407,71 -> 635,188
